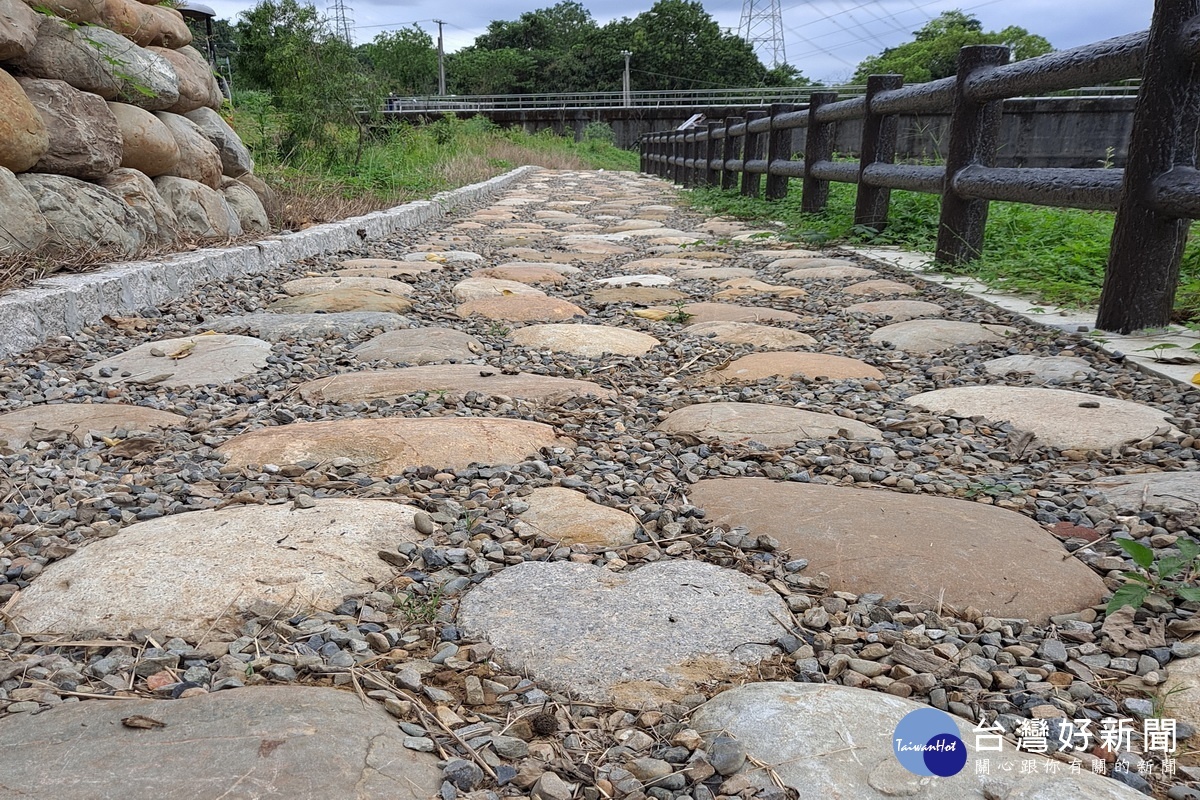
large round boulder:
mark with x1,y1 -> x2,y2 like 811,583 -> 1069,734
0,0 -> 39,60
18,77 -> 120,180
184,106 -> 253,177
98,0 -> 191,49
150,45 -> 220,113
0,166 -> 48,255
154,111 -> 221,188
24,0 -> 104,25
219,176 -> 268,233
14,17 -> 179,110
107,101 -> 179,176
0,67 -> 48,171
153,174 -> 241,239
97,167 -> 178,244
17,173 -> 142,257
235,172 -> 280,222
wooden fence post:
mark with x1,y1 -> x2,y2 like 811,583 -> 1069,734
704,121 -> 721,186
686,129 -> 699,186
935,45 -> 1010,264
802,91 -> 838,213
854,74 -> 904,231
721,116 -> 743,191
765,103 -> 795,200
741,110 -> 768,197
1097,0 -> 1200,332
672,132 -> 685,185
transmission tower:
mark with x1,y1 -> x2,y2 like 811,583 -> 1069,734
738,0 -> 787,68
328,0 -> 354,45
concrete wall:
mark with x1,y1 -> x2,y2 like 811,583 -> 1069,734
389,96 -> 1135,170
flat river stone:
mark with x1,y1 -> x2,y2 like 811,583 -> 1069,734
907,386 -> 1176,450
1091,471 -> 1200,519
206,312 -> 407,340
456,295 -> 586,322
844,299 -> 946,321
516,487 -> 638,547
451,277 -> 546,302
458,560 -> 787,706
783,265 -> 877,280
8,499 -> 422,638
218,417 -> 569,475
707,352 -> 884,382
842,279 -> 918,296
592,287 -> 687,305
296,365 -> 614,404
84,334 -> 270,388
691,682 -> 1144,800
0,403 -> 185,448
691,478 -> 1107,623
869,320 -> 1014,353
0,687 -> 442,800
474,264 -> 568,283
268,288 -> 413,314
593,273 -> 675,287
669,302 -> 802,325
353,328 -> 482,363
686,321 -> 816,350
983,354 -> 1093,382
659,402 -> 882,445
510,323 -> 659,357
282,276 -> 413,296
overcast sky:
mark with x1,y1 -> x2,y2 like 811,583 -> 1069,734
198,0 -> 1152,84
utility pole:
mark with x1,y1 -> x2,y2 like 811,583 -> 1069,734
434,19 -> 446,96
621,50 -> 632,107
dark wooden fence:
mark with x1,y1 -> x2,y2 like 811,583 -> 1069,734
639,0 -> 1200,334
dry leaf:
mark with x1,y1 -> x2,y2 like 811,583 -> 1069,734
121,715 -> 166,729
1100,605 -> 1166,652
1192,372 -> 1200,386
169,343 -> 195,360
425,253 -> 448,263
108,438 -> 161,458
102,315 -> 152,332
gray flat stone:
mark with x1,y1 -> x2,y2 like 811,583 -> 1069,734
659,402 -> 882,445
510,323 -> 659,357
1091,471 -> 1200,519
983,354 -> 1093,382
843,299 -> 946,322
593,273 -> 675,287
516,487 -> 638,547
296,365 -> 613,404
674,267 -> 757,280
691,478 -> 1106,623
218,417 -> 570,475
84,334 -> 270,388
842,279 -> 919,296
9,499 -> 421,638
473,264 -> 569,283
0,687 -> 442,800
906,386 -> 1176,450
353,328 -> 483,364
206,312 -> 408,341
458,560 -> 787,707
783,265 -> 878,280
282,276 -> 413,296
705,352 -> 884,382
686,321 -> 816,350
774,257 -> 860,270
617,258 -> 712,273
665,302 -> 803,326
691,682 -> 1144,800
0,403 -> 185,449
869,320 -> 1014,353
451,277 -> 546,302
402,250 -> 481,262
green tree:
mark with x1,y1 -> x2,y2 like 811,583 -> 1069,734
471,2 -> 598,93
627,0 -> 765,90
447,47 -> 538,95
235,0 -> 383,165
362,26 -> 438,96
853,10 -> 1052,83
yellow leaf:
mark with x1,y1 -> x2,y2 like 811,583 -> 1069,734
424,253 -> 448,263
197,330 -> 217,336
1193,372 -> 1200,385
99,435 -> 122,447
169,342 -> 195,360
501,289 -> 515,295
631,308 -> 672,321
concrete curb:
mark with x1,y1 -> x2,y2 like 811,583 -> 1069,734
0,165 -> 543,359
846,245 -> 1200,391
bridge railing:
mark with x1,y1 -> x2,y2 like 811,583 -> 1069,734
641,2 -> 1200,334
378,80 -> 1140,114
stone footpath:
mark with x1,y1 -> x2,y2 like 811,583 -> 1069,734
0,170 -> 1199,799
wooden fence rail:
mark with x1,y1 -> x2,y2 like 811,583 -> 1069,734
638,0 -> 1200,334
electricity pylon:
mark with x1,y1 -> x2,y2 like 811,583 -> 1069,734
328,0 -> 354,45
738,0 -> 787,68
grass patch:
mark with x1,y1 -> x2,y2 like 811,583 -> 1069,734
685,181 -> 1200,323
231,98 -> 638,229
